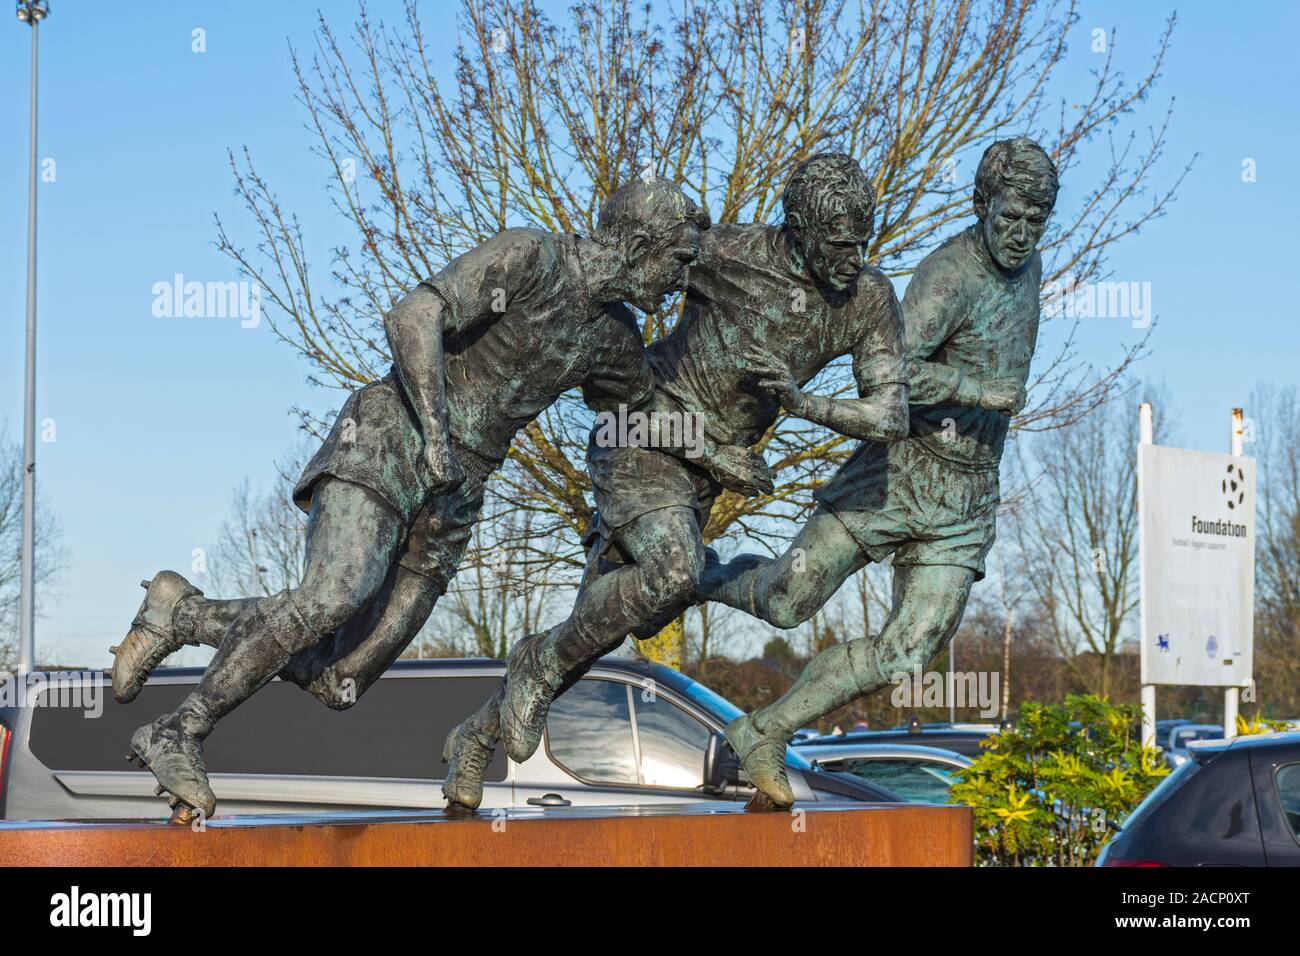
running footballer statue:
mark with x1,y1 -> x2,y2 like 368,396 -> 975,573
441,152 -> 912,811
700,137 -> 1058,807
110,178 -> 772,822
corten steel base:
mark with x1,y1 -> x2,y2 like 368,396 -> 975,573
0,802 -> 971,867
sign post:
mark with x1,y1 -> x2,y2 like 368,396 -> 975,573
1138,405 -> 1255,749
1138,403 -> 1156,748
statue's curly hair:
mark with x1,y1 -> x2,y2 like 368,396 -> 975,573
974,137 -> 1059,209
594,177 -> 710,247
781,153 -> 875,233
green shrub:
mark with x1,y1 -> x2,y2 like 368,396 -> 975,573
949,695 -> 1168,866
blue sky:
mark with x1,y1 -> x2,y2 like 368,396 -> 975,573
1,1 -> 1297,665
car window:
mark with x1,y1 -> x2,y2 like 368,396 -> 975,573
633,693 -> 710,789
1120,759 -> 1197,830
837,758 -> 959,803
1175,727 -> 1222,747
546,678 -> 639,785
26,674 -> 509,781
1276,763 -> 1300,843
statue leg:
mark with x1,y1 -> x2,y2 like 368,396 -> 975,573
441,529 -> 623,811
699,506 -> 868,628
117,571 -> 430,712
279,564 -> 444,709
496,506 -> 704,763
728,563 -> 975,806
110,579 -> 259,704
127,479 -> 404,818
278,462 -> 487,708
177,597 -> 261,647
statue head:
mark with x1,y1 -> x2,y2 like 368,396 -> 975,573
973,137 -> 1059,273
594,177 -> 711,313
782,153 -> 875,292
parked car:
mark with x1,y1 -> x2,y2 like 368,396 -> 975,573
1161,723 -> 1224,768
797,724 -> 998,758
0,658 -> 900,821
794,742 -> 971,804
1121,718 -> 1190,750
1097,730 -> 1300,866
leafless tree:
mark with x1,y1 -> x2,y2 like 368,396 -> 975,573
1004,383 -> 1174,695
431,499 -> 569,658
216,0 -> 1192,665
1248,384 -> 1300,717
207,446 -> 311,599
0,429 -> 67,670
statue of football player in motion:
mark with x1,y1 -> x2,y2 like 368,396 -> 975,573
110,179 -> 771,822
699,137 -> 1059,806
441,152 -> 913,811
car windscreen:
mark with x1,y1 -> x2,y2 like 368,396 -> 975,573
673,672 -> 811,770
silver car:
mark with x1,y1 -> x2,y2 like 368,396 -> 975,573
0,657 -> 898,820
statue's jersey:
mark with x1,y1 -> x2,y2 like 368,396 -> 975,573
814,224 -> 1043,580
902,224 -> 1041,470
295,228 -> 653,534
428,228 -> 654,463
647,223 -> 907,447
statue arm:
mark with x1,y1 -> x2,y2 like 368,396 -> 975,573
384,284 -> 465,494
900,259 -> 979,406
745,278 -> 909,442
582,334 -> 774,498
782,384 -> 909,442
900,257 -> 1025,412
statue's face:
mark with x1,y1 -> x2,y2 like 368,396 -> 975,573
979,188 -> 1052,273
795,213 -> 871,292
626,219 -> 701,312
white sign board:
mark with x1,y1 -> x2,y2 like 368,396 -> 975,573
1139,444 -> 1255,687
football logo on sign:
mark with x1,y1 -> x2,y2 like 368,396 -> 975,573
1223,462 -> 1246,510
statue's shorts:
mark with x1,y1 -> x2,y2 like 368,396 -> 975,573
293,374 -> 500,591
814,438 -> 999,581
584,440 -> 721,551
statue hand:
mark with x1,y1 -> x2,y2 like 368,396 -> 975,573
423,441 -> 467,496
705,444 -> 775,497
979,380 -> 1027,415
743,347 -> 804,412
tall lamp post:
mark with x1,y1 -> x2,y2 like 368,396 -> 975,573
15,0 -> 50,675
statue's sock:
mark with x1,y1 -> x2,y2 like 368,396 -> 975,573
752,637 -> 887,739
698,556 -> 768,617
542,564 -> 657,674
463,684 -> 503,742
174,596 -> 259,648
172,592 -> 317,737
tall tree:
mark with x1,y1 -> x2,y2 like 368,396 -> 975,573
1249,384 -> 1300,716
0,431 -> 67,670
218,0 -> 1190,666
1005,385 -> 1172,696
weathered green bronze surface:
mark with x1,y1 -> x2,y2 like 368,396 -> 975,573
112,138 -> 1059,821
111,179 -> 773,821
701,138 -> 1059,805
445,153 -> 915,809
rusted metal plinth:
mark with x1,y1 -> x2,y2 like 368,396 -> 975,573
0,803 -> 971,867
